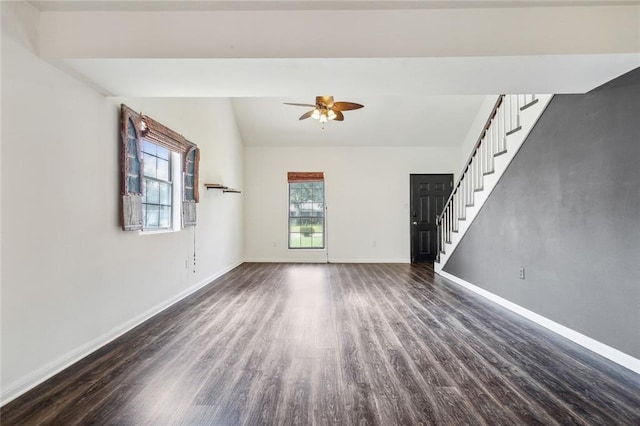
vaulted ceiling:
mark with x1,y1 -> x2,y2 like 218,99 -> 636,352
26,0 -> 640,147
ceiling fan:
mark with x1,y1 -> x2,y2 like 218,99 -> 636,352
284,96 -> 364,124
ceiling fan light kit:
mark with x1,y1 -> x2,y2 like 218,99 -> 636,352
284,96 -> 364,126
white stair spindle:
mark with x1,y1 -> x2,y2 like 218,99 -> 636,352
439,217 -> 443,254
444,207 -> 449,241
467,161 -> 474,205
468,170 -> 473,204
442,211 -> 446,249
444,210 -> 449,246
501,100 -> 507,152
509,95 -> 516,131
442,211 -> 447,246
453,192 -> 459,231
492,110 -> 498,155
471,152 -> 476,186
480,136 -> 486,176
495,103 -> 500,153
480,138 -> 485,176
468,164 -> 474,205
471,160 -> 477,197
460,182 -> 464,215
492,113 -> 498,155
487,123 -> 495,173
450,206 -> 454,237
463,181 -> 468,218
500,100 -> 506,153
507,95 -> 513,133
464,178 -> 470,213
477,150 -> 482,188
480,134 -> 485,175
451,194 -> 456,232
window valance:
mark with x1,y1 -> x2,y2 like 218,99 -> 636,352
287,172 -> 324,183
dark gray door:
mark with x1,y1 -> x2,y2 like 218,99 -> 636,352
410,174 -> 453,263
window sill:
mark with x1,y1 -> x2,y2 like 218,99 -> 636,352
288,248 -> 326,250
138,228 -> 180,236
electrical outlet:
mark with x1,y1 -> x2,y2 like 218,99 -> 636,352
519,268 -> 525,279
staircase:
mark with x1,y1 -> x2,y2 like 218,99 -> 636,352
435,94 -> 553,273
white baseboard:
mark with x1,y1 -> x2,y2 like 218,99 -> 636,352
243,258 -> 410,264
243,258 -> 328,263
328,258 -> 410,264
0,260 -> 244,407
438,270 -> 640,374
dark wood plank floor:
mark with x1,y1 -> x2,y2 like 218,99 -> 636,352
2,263 -> 639,425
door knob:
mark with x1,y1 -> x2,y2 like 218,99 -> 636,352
412,222 -> 417,225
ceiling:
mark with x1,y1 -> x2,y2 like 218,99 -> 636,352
29,0 -> 640,12
25,0 -> 640,148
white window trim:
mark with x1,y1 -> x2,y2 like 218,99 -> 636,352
139,151 -> 183,235
287,181 -> 326,250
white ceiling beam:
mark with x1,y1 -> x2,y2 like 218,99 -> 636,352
38,6 -> 640,59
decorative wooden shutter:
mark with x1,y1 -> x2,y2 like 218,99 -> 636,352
183,144 -> 200,227
120,105 -> 144,231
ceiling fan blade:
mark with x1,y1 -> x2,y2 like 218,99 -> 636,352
284,102 -> 316,108
316,96 -> 334,108
332,101 -> 364,111
333,110 -> 345,121
299,110 -> 314,120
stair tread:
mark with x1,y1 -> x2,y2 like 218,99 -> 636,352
521,98 -> 539,111
506,126 -> 522,136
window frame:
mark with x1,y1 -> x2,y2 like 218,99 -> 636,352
287,174 -> 325,250
141,140 -> 173,231
139,147 -> 183,234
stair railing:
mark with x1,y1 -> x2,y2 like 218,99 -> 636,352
436,94 -> 539,262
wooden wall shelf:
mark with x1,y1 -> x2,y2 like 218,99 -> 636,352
204,183 -> 241,194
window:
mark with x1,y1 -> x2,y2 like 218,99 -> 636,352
142,141 -> 173,229
288,172 -> 325,249
120,104 -> 200,232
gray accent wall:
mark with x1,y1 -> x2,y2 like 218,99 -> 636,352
443,68 -> 640,358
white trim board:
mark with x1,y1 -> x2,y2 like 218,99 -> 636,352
329,259 -> 410,264
0,260 -> 244,407
438,270 -> 640,375
243,258 -> 328,263
243,258 -> 410,264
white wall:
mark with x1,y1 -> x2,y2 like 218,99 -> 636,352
1,3 -> 243,404
244,146 -> 460,263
